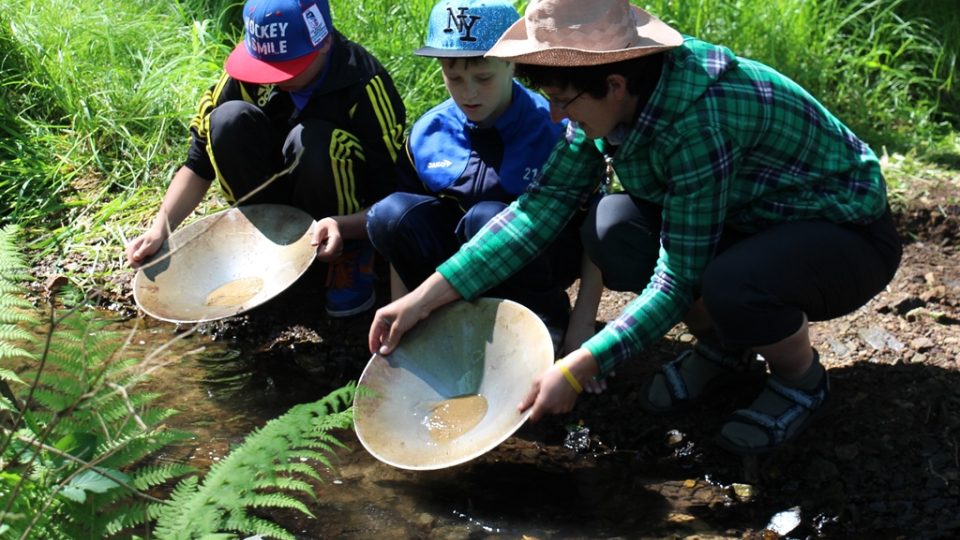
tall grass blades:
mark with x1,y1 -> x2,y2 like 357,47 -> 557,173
331,0 -> 447,121
0,0 -> 232,230
812,0 -> 946,149
894,0 -> 960,125
643,0 -> 949,150
0,15 -> 64,226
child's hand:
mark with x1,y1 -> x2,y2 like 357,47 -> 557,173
125,231 -> 166,268
518,364 -> 580,422
309,218 -> 343,261
518,349 -> 599,421
581,371 -> 613,394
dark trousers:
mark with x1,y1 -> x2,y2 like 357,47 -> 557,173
366,192 -> 582,322
207,100 -> 365,219
581,193 -> 902,349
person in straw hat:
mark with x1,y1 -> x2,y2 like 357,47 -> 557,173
365,0 -> 603,354
368,0 -> 901,455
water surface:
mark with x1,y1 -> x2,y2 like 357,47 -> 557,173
121,316 -> 776,539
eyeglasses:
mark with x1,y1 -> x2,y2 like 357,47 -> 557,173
546,89 -> 587,111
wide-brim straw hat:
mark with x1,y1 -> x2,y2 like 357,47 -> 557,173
486,0 -> 683,66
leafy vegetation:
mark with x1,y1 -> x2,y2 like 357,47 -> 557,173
152,384 -> 354,539
0,225 -> 194,538
0,224 -> 356,538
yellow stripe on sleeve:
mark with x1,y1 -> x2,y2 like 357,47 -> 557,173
364,76 -> 402,162
329,129 -> 366,215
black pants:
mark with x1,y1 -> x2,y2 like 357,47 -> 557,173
581,193 -> 902,349
207,100 -> 366,219
367,193 -> 582,322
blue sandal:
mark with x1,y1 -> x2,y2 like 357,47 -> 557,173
716,360 -> 831,455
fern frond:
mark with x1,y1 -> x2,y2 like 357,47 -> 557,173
94,390 -> 164,417
285,448 -> 339,472
0,341 -> 35,361
320,382 -> 357,411
246,492 -> 314,516
161,473 -> 200,503
0,280 -> 27,292
252,476 -> 315,498
273,462 -> 324,482
1,366 -> 26,386
29,387 -> 78,412
131,463 -> 197,491
222,514 -> 296,540
153,387 -> 355,538
0,293 -> 33,310
0,308 -> 35,325
102,501 -> 152,537
1,396 -> 16,412
0,324 -> 35,343
96,429 -> 195,470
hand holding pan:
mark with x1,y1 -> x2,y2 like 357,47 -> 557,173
133,204 -> 316,323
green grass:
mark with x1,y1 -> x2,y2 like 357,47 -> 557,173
894,0 -> 959,120
0,0 -> 957,296
644,0 -> 954,149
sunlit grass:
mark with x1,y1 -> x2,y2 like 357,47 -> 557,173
331,0 -> 446,120
644,0 -> 951,149
0,0 -> 957,297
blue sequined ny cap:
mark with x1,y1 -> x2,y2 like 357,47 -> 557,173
415,0 -> 520,57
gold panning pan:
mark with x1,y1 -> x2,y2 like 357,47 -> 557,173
354,298 -> 554,470
133,204 -> 316,323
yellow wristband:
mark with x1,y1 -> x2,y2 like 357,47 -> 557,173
558,364 -> 583,394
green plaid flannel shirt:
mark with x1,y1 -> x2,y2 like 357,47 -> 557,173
438,37 -> 889,376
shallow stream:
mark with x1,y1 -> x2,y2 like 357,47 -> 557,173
121,315 -> 802,539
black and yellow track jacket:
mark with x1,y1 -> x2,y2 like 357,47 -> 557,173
183,31 -> 406,215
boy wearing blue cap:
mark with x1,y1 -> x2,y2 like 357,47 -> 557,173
125,0 -> 406,318
365,0 -> 601,351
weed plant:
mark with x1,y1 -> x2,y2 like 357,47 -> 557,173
894,0 -> 959,122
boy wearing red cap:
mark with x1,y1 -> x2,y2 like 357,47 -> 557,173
126,0 -> 405,317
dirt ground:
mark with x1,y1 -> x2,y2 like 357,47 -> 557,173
37,181 -> 960,538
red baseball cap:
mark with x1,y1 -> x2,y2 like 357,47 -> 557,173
225,0 -> 333,84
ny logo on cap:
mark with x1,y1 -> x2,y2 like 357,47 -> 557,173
443,7 -> 481,42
